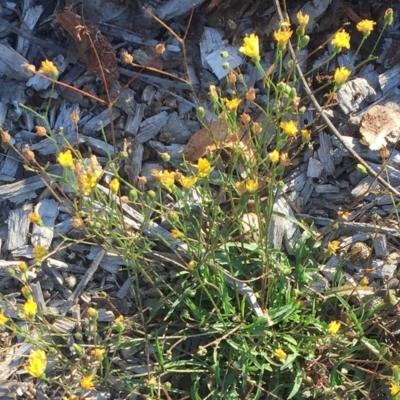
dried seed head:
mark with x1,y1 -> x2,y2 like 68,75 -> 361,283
122,50 -> 134,65
22,63 -> 36,75
23,148 -> 35,161
35,126 -> 47,136
155,43 -> 165,54
0,128 -> 11,143
70,108 -> 80,124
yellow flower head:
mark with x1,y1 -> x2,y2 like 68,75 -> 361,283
224,98 -> 242,111
33,245 -> 48,262
239,33 -> 260,59
23,298 -> 38,320
170,229 -> 182,238
356,19 -> 376,36
0,311 -> 9,325
280,120 -> 298,137
245,179 -> 259,193
297,11 -> 309,29
39,60 -> 59,78
268,149 -> 280,163
274,29 -> 293,47
57,150 -> 74,169
90,348 -> 106,360
29,211 -> 42,224
274,348 -> 287,361
87,307 -> 98,319
301,128 -> 310,142
75,155 -> 103,195
390,383 -> 400,396
109,178 -> 120,194
152,169 -> 176,191
327,240 -> 340,255
327,320 -> 341,334
197,158 -> 213,178
331,30 -> 351,51
24,349 -> 47,378
180,176 -> 198,189
80,374 -> 95,390
334,66 -> 351,85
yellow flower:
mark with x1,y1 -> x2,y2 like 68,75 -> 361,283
180,176 -> 198,189
197,158 -> 213,178
152,169 -> 176,190
23,298 -> 38,320
33,245 -> 48,262
235,181 -> 247,194
245,179 -> 259,193
356,19 -> 376,36
280,120 -> 298,137
170,229 -> 182,238
331,30 -> 351,51
39,60 -> 59,77
239,33 -> 260,59
327,320 -> 341,334
29,211 -> 42,224
109,178 -> 120,194
0,311 -> 9,325
274,29 -> 293,46
274,348 -> 287,361
390,383 -> 400,396
297,11 -> 309,29
327,240 -> 340,255
224,98 -> 242,111
87,307 -> 98,319
57,150 -> 74,169
334,66 -> 351,85
90,348 -> 106,360
268,149 -> 280,163
24,349 -> 47,378
301,128 -> 310,142
80,374 -> 95,390
75,155 -> 103,195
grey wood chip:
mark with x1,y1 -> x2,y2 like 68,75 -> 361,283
307,157 -> 324,178
82,108 -> 121,135
125,103 -> 145,136
373,234 -> 388,258
110,81 -> 137,116
0,44 -> 31,81
270,193 -> 300,254
314,184 -> 339,194
4,203 -> 31,251
155,0 -> 206,20
318,131 -> 335,174
31,199 -> 59,248
124,138 -> 144,185
136,111 -> 168,143
60,248 -> 106,315
0,148 -> 19,183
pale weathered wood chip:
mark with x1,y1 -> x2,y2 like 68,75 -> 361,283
4,203 -> 32,251
31,199 -> 59,249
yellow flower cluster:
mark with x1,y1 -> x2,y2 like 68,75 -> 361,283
331,30 -> 351,51
38,60 -> 59,78
239,33 -> 259,59
334,66 -> 351,85
24,349 -> 47,378
235,179 -> 259,194
327,320 -> 341,334
356,19 -> 376,36
280,120 -> 298,137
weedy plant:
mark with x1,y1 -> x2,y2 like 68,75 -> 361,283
2,4 -> 400,400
